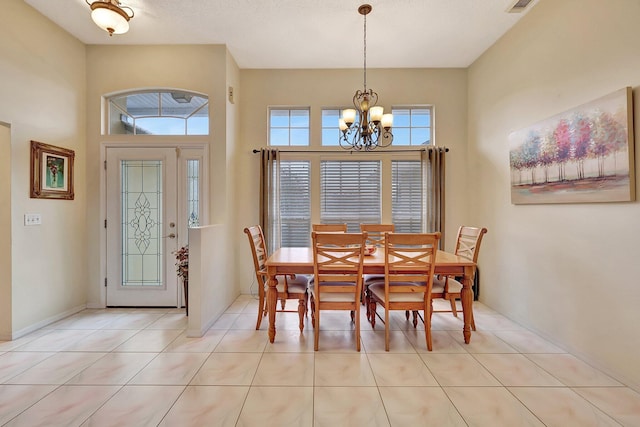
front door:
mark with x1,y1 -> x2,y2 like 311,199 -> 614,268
106,147 -> 179,306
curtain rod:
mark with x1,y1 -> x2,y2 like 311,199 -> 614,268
252,147 -> 448,154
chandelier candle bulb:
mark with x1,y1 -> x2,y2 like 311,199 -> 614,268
342,109 -> 356,125
381,113 -> 393,129
370,106 -> 384,123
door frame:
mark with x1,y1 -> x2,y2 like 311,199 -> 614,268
97,140 -> 209,308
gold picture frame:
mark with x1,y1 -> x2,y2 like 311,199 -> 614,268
30,140 -> 75,200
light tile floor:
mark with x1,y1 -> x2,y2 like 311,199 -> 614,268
1,295 -> 640,426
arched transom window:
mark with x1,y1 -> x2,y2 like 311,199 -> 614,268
108,90 -> 209,135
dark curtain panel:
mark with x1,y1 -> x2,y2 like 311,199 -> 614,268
422,146 -> 447,248
259,148 -> 280,253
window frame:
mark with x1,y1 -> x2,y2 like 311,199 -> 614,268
107,89 -> 209,136
391,105 -> 434,147
268,106 -> 311,147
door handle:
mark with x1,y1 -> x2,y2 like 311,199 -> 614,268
164,233 -> 176,239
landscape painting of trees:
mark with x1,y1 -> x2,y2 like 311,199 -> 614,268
509,87 -> 635,204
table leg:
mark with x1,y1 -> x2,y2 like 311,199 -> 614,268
460,265 -> 475,344
266,266 -> 278,343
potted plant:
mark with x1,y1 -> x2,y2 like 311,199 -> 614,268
174,245 -> 189,315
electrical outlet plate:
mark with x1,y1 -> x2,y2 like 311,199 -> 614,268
24,213 -> 42,226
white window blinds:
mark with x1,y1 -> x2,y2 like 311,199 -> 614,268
280,161 -> 311,247
320,160 -> 381,232
392,160 -> 423,233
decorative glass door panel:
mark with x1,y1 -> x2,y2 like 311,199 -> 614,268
106,148 -> 178,306
186,159 -> 200,228
122,160 -> 163,287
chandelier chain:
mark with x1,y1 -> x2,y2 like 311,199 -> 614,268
363,10 -> 367,92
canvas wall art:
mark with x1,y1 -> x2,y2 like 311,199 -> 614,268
509,87 -> 635,204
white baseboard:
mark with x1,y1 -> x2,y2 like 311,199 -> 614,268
11,304 -> 86,340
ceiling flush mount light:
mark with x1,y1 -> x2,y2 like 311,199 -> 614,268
86,0 -> 134,36
339,4 -> 393,151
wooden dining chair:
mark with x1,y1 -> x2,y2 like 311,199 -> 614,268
310,231 -> 367,351
360,224 -> 395,319
312,223 -> 348,232
368,232 -> 440,351
244,225 -> 309,332
431,226 -> 487,330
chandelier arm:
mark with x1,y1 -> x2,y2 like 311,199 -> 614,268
341,124 -> 391,152
377,127 -> 393,148
367,90 -> 378,110
340,124 -> 366,151
352,90 -> 362,111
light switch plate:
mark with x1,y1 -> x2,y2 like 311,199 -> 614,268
24,213 -> 42,226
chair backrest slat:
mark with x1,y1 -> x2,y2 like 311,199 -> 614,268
454,226 -> 488,263
384,232 -> 441,295
244,225 -> 268,286
360,223 -> 395,247
312,232 -> 366,294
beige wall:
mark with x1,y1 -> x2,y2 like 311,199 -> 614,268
84,44 -> 234,307
0,123 -> 11,339
235,68 -> 468,292
226,51 -> 242,299
0,0 -> 87,336
468,0 -> 640,389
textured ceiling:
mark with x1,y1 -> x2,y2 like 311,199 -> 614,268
25,0 -> 537,69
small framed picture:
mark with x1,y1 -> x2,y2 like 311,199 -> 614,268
30,140 -> 75,200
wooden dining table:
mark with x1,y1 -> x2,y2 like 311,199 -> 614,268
265,247 -> 478,344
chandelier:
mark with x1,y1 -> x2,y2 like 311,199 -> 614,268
339,4 -> 393,151
86,0 -> 135,36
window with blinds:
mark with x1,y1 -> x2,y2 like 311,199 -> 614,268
279,161 -> 311,247
320,160 -> 381,232
392,160 -> 423,233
